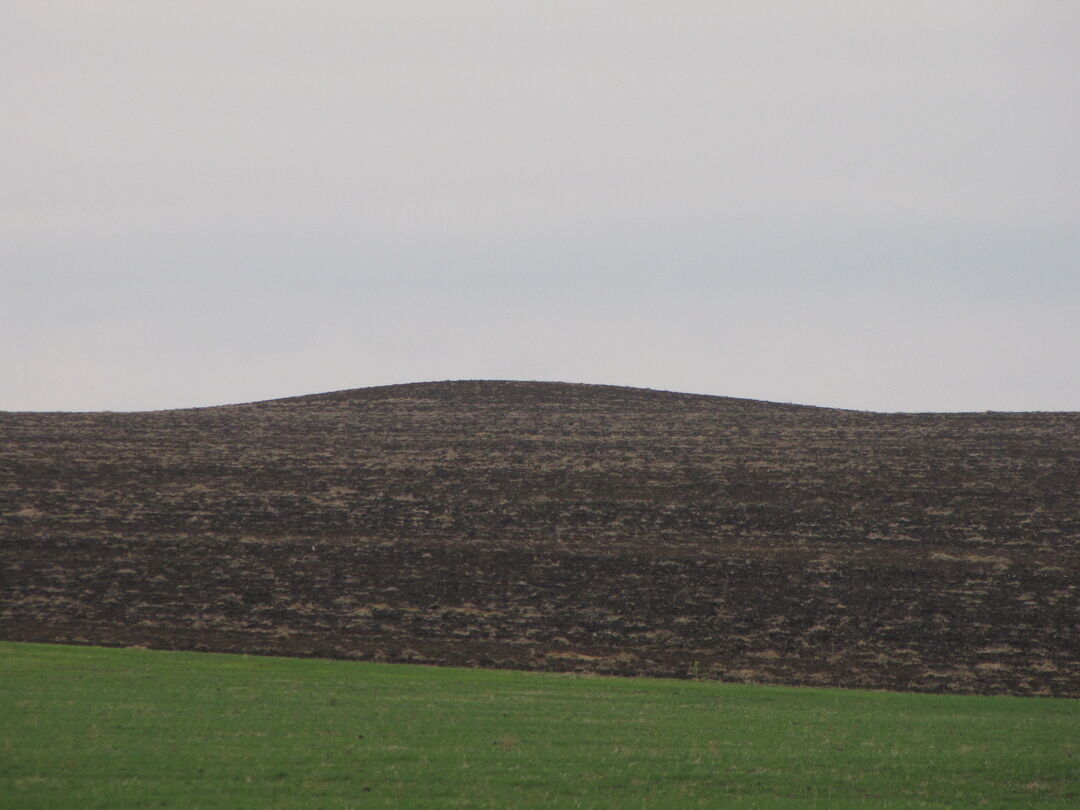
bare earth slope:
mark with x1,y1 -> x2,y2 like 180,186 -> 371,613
3,381 -> 1078,695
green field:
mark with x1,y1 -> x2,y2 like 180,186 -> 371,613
1,642 -> 1076,808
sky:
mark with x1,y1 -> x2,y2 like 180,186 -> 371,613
3,1 -> 1078,413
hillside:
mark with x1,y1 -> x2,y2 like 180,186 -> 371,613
3,380 -> 1078,695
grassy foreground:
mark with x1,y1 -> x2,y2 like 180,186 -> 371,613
1,642 -> 1076,808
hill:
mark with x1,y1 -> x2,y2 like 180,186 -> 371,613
2,380 -> 1078,695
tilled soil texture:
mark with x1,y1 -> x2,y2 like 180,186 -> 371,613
3,381 -> 1079,696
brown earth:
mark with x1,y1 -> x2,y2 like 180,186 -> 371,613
2,380 -> 1078,696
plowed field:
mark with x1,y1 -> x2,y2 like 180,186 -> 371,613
3,381 -> 1078,695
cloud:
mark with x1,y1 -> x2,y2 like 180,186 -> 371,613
2,2 -> 1078,411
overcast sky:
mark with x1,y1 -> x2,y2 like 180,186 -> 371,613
3,2 -> 1078,413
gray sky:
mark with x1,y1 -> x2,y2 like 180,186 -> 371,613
3,1 -> 1078,412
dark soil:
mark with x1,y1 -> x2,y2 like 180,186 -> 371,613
3,380 -> 1078,695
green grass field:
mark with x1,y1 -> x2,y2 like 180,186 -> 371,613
1,642 -> 1076,808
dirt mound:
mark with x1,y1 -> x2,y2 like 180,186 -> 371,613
3,380 -> 1078,695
